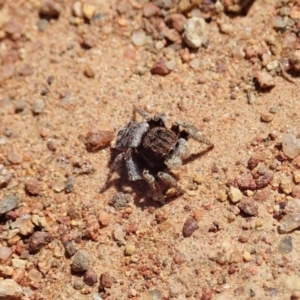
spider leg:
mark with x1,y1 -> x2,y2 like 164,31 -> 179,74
165,138 -> 189,169
142,170 -> 165,204
100,152 -> 125,193
124,149 -> 143,181
158,172 -> 183,195
134,106 -> 167,127
174,121 -> 214,148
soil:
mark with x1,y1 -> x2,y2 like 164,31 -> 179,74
1,0 -> 300,299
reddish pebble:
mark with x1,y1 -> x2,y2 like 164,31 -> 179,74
29,231 -> 52,253
238,198 -> 258,216
85,130 -> 114,151
98,211 -> 110,227
151,58 -> 170,76
255,71 -> 275,89
142,2 -> 160,17
25,178 -> 42,196
255,173 -> 273,189
100,272 -> 113,289
168,13 -> 187,33
182,218 -> 199,237
248,157 -> 259,170
83,268 -> 98,286
7,150 -> 22,165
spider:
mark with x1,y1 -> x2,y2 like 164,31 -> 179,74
100,107 -> 214,204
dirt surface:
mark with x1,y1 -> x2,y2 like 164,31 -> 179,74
1,0 -> 300,299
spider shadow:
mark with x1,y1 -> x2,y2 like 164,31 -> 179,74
182,145 -> 214,166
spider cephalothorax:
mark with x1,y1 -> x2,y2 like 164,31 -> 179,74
100,107 -> 213,204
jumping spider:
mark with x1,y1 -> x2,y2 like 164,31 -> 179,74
100,107 -> 213,204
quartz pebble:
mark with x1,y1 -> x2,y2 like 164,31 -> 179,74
228,186 -> 242,203
131,30 -> 147,47
279,214 -> 300,233
0,246 -> 12,261
183,17 -> 206,49
277,235 -> 293,254
282,133 -> 300,159
0,279 -> 23,299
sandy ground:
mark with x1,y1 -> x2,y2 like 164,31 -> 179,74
1,0 -> 300,299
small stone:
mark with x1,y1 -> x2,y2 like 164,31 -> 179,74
151,58 -> 170,76
182,218 -> 199,237
71,250 -> 90,272
279,214 -> 300,233
294,171 -> 300,183
169,284 -> 181,297
109,193 -> 131,210
82,3 -> 96,20
0,246 -> 12,261
290,50 -> 300,72
280,177 -> 293,194
0,194 -> 18,215
168,13 -> 186,33
238,198 -> 258,216
31,99 -> 45,114
227,212 -> 236,223
11,216 -> 35,236
261,113 -> 273,123
73,278 -> 84,290
282,133 -> 300,159
11,258 -> 26,269
143,2 -> 160,17
14,99 -> 26,113
182,17 -> 206,49
7,150 -> 22,165
277,235 -> 293,254
255,219 -> 263,227
39,0 -> 62,19
29,231 -> 52,253
80,34 -> 96,49
98,211 -> 110,227
25,178 -> 42,196
228,186 -> 242,203
125,244 -> 136,256
0,279 -> 23,299
100,272 -> 112,289
280,274 -> 300,291
0,266 -> 13,277
72,1 -> 83,18
113,224 -> 125,244
53,178 -> 65,193
243,251 -> 252,262
64,241 -> 77,256
84,65 -> 95,78
83,268 -> 98,286
27,268 -> 42,282
291,291 -> 300,300
248,157 -> 259,170
47,139 -> 57,151
37,18 -> 48,31
255,71 -> 275,89
85,130 -> 114,151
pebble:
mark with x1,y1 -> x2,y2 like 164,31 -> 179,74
83,268 -> 98,286
169,283 -> 181,297
182,17 -> 206,48
255,71 -> 275,89
29,231 -> 52,253
27,268 -> 42,282
14,99 -> 26,113
47,139 -> 57,151
142,289 -> 162,300
182,218 -> 199,237
143,2 -> 160,17
0,194 -> 19,215
168,13 -> 186,33
0,279 -> 23,299
71,249 -> 90,272
227,212 -> 236,222
282,133 -> 300,159
125,243 -> 136,256
280,177 -> 293,194
277,235 -> 293,254
7,150 -> 22,165
25,178 -> 42,196
72,1 -> 83,18
280,274 -> 300,291
294,171 -> 300,183
12,258 -> 26,269
39,0 -> 62,19
31,99 -> 45,114
290,50 -> 300,72
248,157 -> 259,170
228,186 -> 242,203
82,3 -> 96,20
80,34 -> 96,49
261,113 -> 273,123
98,211 -> 110,227
100,272 -> 113,289
0,265 -> 13,277
238,198 -> 258,216
151,58 -> 170,75
84,65 -> 95,78
109,193 -> 131,210
279,214 -> 300,232
85,130 -> 114,151
37,19 -> 48,31
11,216 -> 35,236
53,178 -> 65,192
242,251 -> 252,262
0,246 -> 12,261
73,278 -> 84,290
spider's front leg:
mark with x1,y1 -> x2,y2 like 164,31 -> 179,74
142,170 -> 165,204
158,172 -> 183,196
174,121 -> 214,148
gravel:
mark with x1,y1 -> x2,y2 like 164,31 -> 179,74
182,17 -> 206,48
0,194 -> 18,215
71,249 -> 90,272
182,218 -> 199,237
0,279 -> 23,300
29,231 -> 52,253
